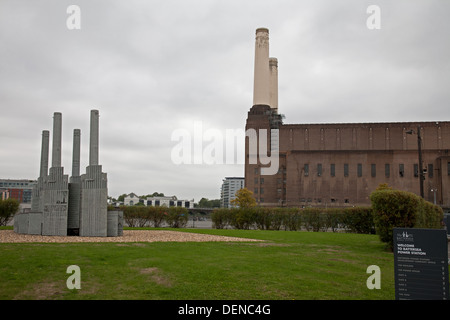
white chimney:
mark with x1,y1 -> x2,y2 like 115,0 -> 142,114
253,28 -> 270,106
269,57 -> 278,113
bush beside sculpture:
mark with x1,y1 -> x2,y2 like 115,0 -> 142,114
0,199 -> 20,226
120,205 -> 188,228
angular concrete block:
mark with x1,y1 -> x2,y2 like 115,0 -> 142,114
68,179 -> 81,229
80,165 -> 107,237
28,212 -> 43,235
107,211 -> 118,237
16,213 -> 29,234
117,211 -> 123,236
41,168 -> 69,236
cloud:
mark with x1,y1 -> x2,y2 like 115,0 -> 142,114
1,0 -> 449,201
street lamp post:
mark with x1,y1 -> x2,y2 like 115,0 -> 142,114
406,126 -> 424,198
431,188 -> 437,205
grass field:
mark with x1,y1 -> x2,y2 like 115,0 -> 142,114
0,228 -> 395,300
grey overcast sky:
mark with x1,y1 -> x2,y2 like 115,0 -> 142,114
1,0 -> 449,202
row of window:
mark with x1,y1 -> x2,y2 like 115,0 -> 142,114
299,163 -> 437,178
254,188 -> 287,194
254,162 -> 450,178
0,182 -> 33,187
130,199 -> 191,208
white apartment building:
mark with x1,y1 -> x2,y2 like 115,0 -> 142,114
220,177 -> 245,208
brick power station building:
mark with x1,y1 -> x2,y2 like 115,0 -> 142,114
245,28 -> 450,209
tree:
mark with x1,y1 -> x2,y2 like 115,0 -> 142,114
231,188 -> 256,209
117,194 -> 127,202
151,192 -> 165,197
0,198 -> 20,226
197,198 -> 221,208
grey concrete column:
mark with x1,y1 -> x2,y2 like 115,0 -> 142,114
40,130 -> 50,178
269,57 -> 278,113
52,112 -> 62,168
89,110 -> 99,166
72,129 -> 81,177
253,28 -> 270,106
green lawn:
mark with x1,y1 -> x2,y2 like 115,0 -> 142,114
0,228 -> 395,300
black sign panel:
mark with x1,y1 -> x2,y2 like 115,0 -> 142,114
444,214 -> 450,234
394,228 -> 449,300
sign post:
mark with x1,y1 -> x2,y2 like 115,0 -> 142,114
394,228 -> 449,300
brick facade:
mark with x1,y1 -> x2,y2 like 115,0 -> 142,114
245,105 -> 450,209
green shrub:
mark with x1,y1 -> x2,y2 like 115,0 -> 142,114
416,199 -> 443,229
148,206 -> 166,228
231,208 -> 255,230
251,207 -> 285,230
269,208 -> 285,230
211,208 -> 230,229
301,208 -> 328,232
341,207 -> 375,234
165,207 -> 188,228
253,207 -> 269,230
211,206 -> 376,234
323,208 -> 342,232
370,188 -> 443,249
122,205 -> 188,228
122,206 -> 143,227
0,198 -> 20,226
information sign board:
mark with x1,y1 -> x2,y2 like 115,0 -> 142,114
394,228 -> 449,300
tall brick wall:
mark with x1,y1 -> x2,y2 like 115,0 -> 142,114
245,107 -> 450,208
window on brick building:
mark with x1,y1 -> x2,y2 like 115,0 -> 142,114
357,164 -> 362,177
344,164 -> 349,177
317,164 -> 322,177
399,164 -> 405,177
330,164 -> 335,177
414,164 -> 419,177
385,164 -> 390,178
428,164 -> 433,178
371,164 -> 376,177
304,164 -> 309,177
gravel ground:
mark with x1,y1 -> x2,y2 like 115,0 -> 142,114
0,230 -> 261,243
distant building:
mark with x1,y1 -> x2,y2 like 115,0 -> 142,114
221,177 -> 245,208
124,193 -> 141,206
145,196 -> 194,209
0,189 -> 8,200
0,179 -> 37,203
123,193 -> 194,208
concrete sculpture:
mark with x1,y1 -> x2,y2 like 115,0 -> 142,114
14,110 -> 122,237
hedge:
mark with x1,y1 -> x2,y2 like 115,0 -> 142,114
211,207 -> 375,234
121,206 -> 188,228
370,189 -> 443,249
